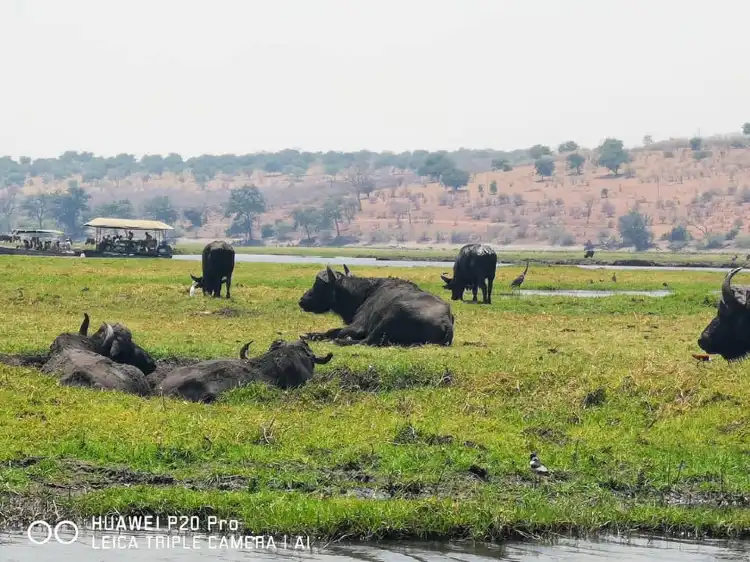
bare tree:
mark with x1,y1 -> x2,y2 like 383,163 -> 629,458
0,187 -> 19,231
344,163 -> 375,211
686,205 -> 711,236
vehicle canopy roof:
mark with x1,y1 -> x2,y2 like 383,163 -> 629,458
83,218 -> 174,231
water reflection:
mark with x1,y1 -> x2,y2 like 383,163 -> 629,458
1,531 -> 748,562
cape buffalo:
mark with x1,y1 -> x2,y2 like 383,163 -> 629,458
158,339 -> 333,403
440,243 -> 497,304
190,240 -> 235,298
698,266 -> 750,361
299,265 -> 455,346
43,313 -> 153,395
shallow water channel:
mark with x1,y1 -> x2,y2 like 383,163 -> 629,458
173,252 -> 730,274
2,530 -> 749,561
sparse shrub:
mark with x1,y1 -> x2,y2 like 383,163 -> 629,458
734,235 -> 750,249
693,150 -> 712,161
663,150 -> 674,158
698,232 -> 726,250
689,136 -> 703,151
728,185 -> 738,196
736,187 -> 750,204
600,188 -> 609,199
665,225 -> 691,242
548,228 -> 576,246
489,180 -> 498,195
512,194 -> 525,207
450,231 -> 472,244
497,194 -> 510,205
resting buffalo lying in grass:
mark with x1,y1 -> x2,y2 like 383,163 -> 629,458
157,339 -> 333,403
42,313 -> 152,395
299,265 -> 455,346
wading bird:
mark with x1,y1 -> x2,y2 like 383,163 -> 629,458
510,260 -> 529,293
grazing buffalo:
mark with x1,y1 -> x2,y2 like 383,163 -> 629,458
190,241 -> 235,298
440,243 -> 497,304
158,339 -> 333,403
0,234 -> 12,242
42,313 -> 152,395
698,267 -> 750,361
299,265 -> 455,346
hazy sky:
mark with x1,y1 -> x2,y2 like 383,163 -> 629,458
1,0 -> 748,159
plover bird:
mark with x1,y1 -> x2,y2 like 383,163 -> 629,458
530,452 -> 549,476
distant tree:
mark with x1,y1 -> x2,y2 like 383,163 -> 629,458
528,144 -> 552,159
21,194 -> 51,228
50,186 -> 91,236
163,153 -> 185,174
558,141 -> 579,153
440,167 -> 470,191
293,207 -> 328,240
489,180 -> 498,195
94,199 -> 135,219
742,123 -> 750,136
666,225 -> 691,242
642,135 -> 653,146
534,157 -> 555,178
0,187 -> 19,231
491,158 -> 512,171
344,163 -> 375,210
182,206 -> 207,231
141,154 -> 166,176
618,210 -> 653,251
566,153 -> 585,174
689,136 -> 703,151
322,198 -> 345,238
224,184 -> 266,241
597,138 -> 630,175
141,196 -> 178,225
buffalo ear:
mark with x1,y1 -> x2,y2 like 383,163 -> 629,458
325,266 -> 336,283
343,264 -> 351,277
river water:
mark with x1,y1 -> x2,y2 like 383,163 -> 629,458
2,530 -> 749,561
172,253 -> 732,273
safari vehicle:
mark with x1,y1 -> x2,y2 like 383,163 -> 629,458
82,217 -> 174,259
0,228 -> 76,256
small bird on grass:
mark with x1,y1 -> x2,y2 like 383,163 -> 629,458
611,273 -> 617,283
530,452 -> 550,482
692,353 -> 711,362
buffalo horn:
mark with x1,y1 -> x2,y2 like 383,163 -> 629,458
79,312 -> 90,336
722,267 -> 744,309
239,341 -> 253,360
314,352 -> 334,365
440,273 -> 452,284
102,322 -> 115,350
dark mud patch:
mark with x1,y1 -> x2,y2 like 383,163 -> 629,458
316,366 -> 454,392
391,424 -> 484,450
190,307 -> 253,318
582,387 -> 607,408
522,426 -> 570,446
0,353 -> 48,369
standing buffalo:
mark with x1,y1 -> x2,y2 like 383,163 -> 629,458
299,265 -> 455,346
440,243 -> 497,304
158,339 -> 333,403
698,267 -> 750,361
190,241 -> 235,298
42,313 -> 155,395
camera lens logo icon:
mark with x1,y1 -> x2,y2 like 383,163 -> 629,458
27,520 -> 79,545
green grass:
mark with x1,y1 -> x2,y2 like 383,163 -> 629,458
0,255 -> 748,541
173,243 -> 742,268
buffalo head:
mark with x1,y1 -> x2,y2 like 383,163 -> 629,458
189,274 -> 205,297
298,266 -> 346,314
698,266 -> 750,361
440,273 -> 467,301
89,321 -> 157,375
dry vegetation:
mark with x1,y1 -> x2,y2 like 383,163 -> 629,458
8,134 -> 750,250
